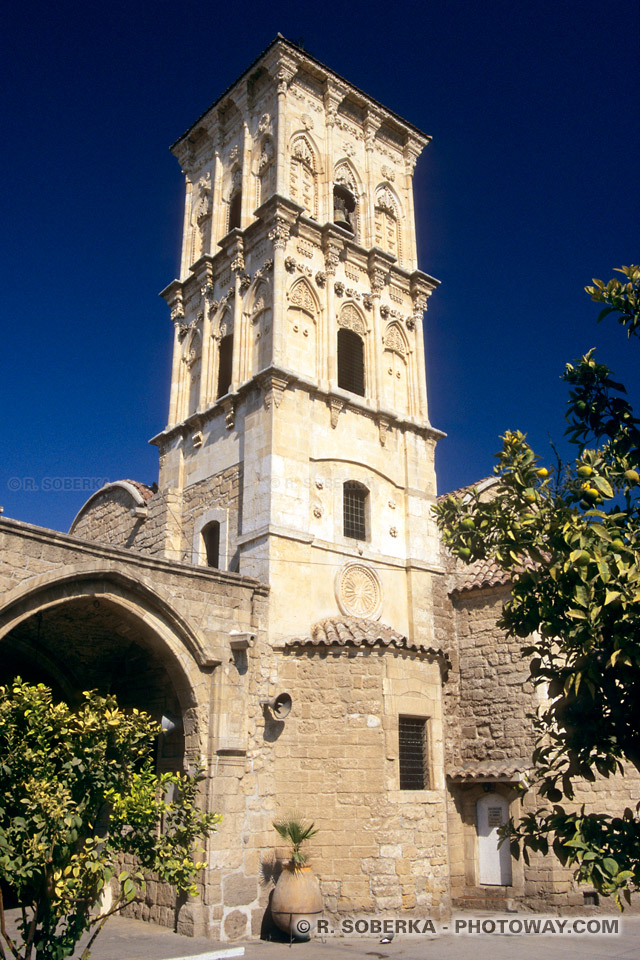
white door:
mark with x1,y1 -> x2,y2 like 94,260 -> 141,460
477,793 -> 512,885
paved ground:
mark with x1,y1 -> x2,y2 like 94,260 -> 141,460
5,912 -> 635,960
4,909 -> 639,959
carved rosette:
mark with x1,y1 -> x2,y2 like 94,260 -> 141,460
335,562 -> 383,620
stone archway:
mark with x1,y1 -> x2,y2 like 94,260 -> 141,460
0,568 -> 210,770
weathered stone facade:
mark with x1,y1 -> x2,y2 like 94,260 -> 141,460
1,35 -> 638,943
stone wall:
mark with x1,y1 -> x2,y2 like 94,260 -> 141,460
272,644 -> 449,920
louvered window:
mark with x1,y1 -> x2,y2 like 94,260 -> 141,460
399,716 -> 429,789
337,328 -> 365,396
343,481 -> 368,540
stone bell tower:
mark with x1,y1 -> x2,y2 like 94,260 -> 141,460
152,35 -> 443,644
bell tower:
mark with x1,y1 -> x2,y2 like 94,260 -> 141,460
152,36 -> 443,644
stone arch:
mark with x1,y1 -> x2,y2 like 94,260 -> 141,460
374,183 -> 403,262
287,277 -> 320,378
254,136 -> 275,208
69,480 -> 150,537
337,303 -> 369,398
0,564 -> 215,766
289,133 -> 319,219
244,276 -> 273,378
184,325 -> 202,416
382,321 -> 411,414
333,159 -> 363,239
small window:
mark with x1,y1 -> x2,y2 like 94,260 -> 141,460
343,481 -> 368,540
337,328 -> 365,396
202,521 -> 220,568
217,334 -> 233,398
228,190 -> 242,231
399,716 -> 429,789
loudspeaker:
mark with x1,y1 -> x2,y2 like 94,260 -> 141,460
260,692 -> 292,720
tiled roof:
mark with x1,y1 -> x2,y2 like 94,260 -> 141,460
122,479 -> 155,502
451,556 -> 511,593
286,616 -> 450,665
437,476 -> 497,503
447,758 -> 528,782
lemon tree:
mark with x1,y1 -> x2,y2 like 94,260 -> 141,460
0,680 -> 220,960
434,266 -> 640,905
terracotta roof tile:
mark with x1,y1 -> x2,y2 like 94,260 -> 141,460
122,479 -> 155,502
286,616 -> 450,666
447,758 -> 529,781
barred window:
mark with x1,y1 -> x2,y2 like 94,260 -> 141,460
217,335 -> 233,398
337,328 -> 365,396
399,716 -> 429,789
202,521 -> 220,568
343,481 -> 368,540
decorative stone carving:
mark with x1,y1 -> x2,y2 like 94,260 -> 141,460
315,479 -> 324,490
335,562 -> 382,620
258,113 -> 271,133
322,236 -> 343,276
261,373 -> 289,409
239,273 -> 251,291
389,526 -> 398,538
301,113 -> 314,130
315,270 -> 326,288
383,324 -> 407,356
334,282 -> 345,297
221,396 -> 236,430
195,173 -> 212,224
388,500 -> 396,509
284,256 -> 296,273
338,304 -> 366,336
378,416 -> 391,446
363,294 -> 373,311
268,218 -> 290,249
381,164 -> 395,182
380,303 -> 390,318
313,505 -> 322,519
329,398 -> 345,428
289,278 -> 316,313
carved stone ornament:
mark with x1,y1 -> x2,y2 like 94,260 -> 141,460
315,479 -> 324,489
363,294 -> 373,311
284,256 -> 296,273
221,396 -> 236,430
301,113 -> 314,130
389,526 -> 398,538
258,113 -> 271,133
322,237 -> 343,276
262,373 -> 289,409
383,324 -> 407,357
335,562 -> 382,620
369,265 -> 387,294
329,398 -> 345,428
380,303 -> 390,319
229,145 -> 239,162
195,173 -> 212,224
334,282 -> 345,297
315,270 -> 326,288
313,505 -> 322,519
378,416 -> 391,447
381,164 -> 396,182
239,272 -> 251,291
344,142 -> 356,157
338,304 -> 366,336
388,499 -> 396,509
290,279 -> 316,313
406,316 -> 416,331
268,219 -> 290,249
171,304 -> 185,323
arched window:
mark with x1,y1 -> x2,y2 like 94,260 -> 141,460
374,187 -> 401,260
338,328 -> 365,396
217,334 -> 233,398
343,481 -> 369,541
201,521 -> 220,568
333,183 -> 356,232
289,136 -> 317,219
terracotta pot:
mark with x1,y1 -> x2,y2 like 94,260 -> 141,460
271,864 -> 323,940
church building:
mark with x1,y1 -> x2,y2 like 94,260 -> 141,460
1,36 -> 636,940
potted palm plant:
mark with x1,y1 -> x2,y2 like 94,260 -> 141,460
270,817 -> 322,940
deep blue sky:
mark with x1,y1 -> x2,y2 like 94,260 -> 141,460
1,0 -> 639,532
